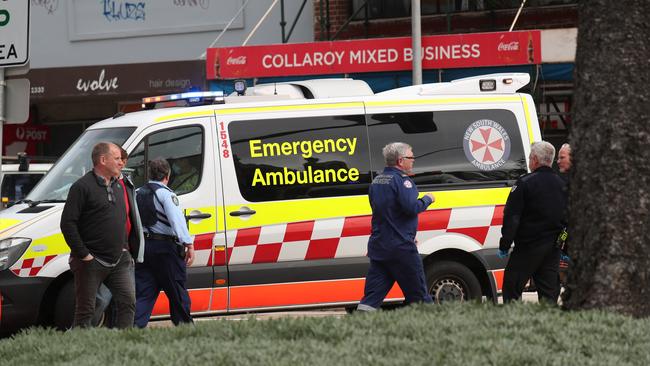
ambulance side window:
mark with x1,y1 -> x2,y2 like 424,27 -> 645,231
126,126 -> 204,194
367,109 -> 527,187
229,115 -> 371,202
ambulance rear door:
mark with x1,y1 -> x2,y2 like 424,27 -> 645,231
125,114 -> 227,316
216,100 -> 375,312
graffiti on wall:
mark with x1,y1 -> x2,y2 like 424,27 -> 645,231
31,0 -> 60,14
102,0 -> 146,21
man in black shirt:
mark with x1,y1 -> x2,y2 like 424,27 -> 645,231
497,141 -> 567,303
61,142 -> 144,328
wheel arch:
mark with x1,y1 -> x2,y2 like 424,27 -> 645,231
37,271 -> 73,326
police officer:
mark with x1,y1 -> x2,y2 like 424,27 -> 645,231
357,142 -> 435,311
498,141 -> 567,303
134,158 -> 195,327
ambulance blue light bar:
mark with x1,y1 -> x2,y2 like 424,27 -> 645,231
141,91 -> 225,109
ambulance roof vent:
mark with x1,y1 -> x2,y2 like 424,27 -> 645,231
378,73 -> 531,96
230,78 -> 374,100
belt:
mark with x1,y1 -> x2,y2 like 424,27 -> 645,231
144,232 -> 178,242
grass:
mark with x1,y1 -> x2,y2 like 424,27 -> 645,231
1,302 -> 649,365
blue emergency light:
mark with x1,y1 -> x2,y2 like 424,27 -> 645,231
141,91 -> 225,109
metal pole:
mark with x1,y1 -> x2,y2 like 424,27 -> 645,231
280,0 -> 287,43
325,0 -> 331,40
243,0 -> 280,46
0,68 -> 5,179
509,0 -> 527,32
412,0 -> 422,85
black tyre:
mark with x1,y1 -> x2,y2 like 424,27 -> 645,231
53,280 -> 109,330
425,261 -> 482,303
53,280 -> 75,330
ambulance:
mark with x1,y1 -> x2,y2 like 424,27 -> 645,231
0,73 -> 540,333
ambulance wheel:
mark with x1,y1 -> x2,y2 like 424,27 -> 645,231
426,261 -> 481,303
53,280 -> 107,330
53,280 -> 75,330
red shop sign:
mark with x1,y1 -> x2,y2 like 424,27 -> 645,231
4,125 -> 50,143
206,30 -> 541,79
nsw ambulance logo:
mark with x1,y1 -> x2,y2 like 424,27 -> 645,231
462,119 -> 511,171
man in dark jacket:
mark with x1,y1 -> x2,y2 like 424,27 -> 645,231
498,141 -> 567,303
357,142 -> 434,311
61,142 -> 144,328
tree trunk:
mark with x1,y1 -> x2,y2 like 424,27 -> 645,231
562,0 -> 650,316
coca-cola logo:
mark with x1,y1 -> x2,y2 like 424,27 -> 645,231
227,56 -> 247,65
497,41 -> 520,51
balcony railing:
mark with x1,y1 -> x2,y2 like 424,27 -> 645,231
350,0 -> 577,20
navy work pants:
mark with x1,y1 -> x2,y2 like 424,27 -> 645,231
135,239 -> 192,327
359,249 -> 433,310
502,242 -> 561,303
70,250 -> 135,329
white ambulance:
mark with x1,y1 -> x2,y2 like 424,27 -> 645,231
0,73 -> 540,333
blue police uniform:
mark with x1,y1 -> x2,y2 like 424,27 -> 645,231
134,181 -> 193,327
500,166 -> 567,302
358,167 -> 434,310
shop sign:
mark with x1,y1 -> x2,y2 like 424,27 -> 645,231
4,125 -> 50,143
206,30 -> 541,79
20,60 -> 206,100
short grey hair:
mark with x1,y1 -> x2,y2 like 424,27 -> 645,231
530,141 -> 556,167
560,143 -> 571,153
383,142 -> 412,166
148,158 -> 171,181
91,142 -> 114,166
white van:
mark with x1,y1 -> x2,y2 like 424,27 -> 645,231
0,155 -> 53,209
0,73 -> 540,333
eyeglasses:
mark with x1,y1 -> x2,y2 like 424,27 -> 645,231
106,185 -> 115,204
401,156 -> 415,160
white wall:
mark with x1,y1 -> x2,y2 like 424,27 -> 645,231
29,0 -> 314,68
541,28 -> 577,63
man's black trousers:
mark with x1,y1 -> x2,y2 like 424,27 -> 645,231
502,242 -> 561,303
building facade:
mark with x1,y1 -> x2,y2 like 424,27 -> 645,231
207,0 -> 577,148
6,0 -> 314,156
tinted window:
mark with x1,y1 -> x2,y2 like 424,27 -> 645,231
1,173 -> 45,203
367,109 -> 527,186
229,115 -> 371,202
126,126 -> 203,194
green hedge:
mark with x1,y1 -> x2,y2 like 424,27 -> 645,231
1,302 -> 649,365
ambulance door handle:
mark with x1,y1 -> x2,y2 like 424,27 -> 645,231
229,207 -> 257,217
186,213 -> 212,220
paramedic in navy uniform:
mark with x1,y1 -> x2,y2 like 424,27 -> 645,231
134,158 -> 195,327
357,142 -> 435,311
498,141 -> 567,303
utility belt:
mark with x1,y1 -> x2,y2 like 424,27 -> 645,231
144,232 -> 178,243
144,232 -> 185,259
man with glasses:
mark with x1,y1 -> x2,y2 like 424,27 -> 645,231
61,142 -> 144,328
357,142 -> 435,311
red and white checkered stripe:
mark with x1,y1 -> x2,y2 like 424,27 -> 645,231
223,205 -> 504,266
10,255 -> 57,277
9,205 -> 504,276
